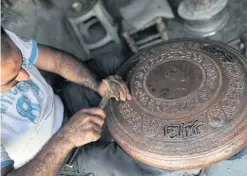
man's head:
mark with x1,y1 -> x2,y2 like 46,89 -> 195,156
1,27 -> 30,92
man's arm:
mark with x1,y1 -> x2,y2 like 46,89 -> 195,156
36,45 -> 132,100
1,108 -> 105,176
2,128 -> 73,176
36,45 -> 100,92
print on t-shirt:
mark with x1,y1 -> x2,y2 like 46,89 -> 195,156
1,79 -> 44,124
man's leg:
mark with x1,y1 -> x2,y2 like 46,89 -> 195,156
67,142 -> 201,176
86,51 -> 125,79
74,142 -> 175,176
58,52 -> 125,175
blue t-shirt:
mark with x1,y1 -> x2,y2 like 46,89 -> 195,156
1,29 -> 64,169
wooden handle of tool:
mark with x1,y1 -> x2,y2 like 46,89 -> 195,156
99,97 -> 109,109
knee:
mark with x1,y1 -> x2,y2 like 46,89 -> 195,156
94,52 -> 125,76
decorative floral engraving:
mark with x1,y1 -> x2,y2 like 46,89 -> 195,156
108,41 -> 247,167
131,50 -> 220,116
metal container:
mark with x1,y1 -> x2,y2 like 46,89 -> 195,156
106,39 -> 247,170
178,0 -> 229,37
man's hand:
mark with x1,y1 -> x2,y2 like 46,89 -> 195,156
97,75 -> 132,101
2,108 -> 105,176
63,107 -> 106,147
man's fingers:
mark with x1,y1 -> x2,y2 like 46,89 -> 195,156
87,130 -> 101,142
109,78 -> 127,101
114,76 -> 132,100
81,107 -> 106,118
84,123 -> 102,133
101,75 -> 132,101
108,80 -> 125,101
85,114 -> 105,126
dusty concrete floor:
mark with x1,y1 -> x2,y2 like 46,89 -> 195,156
207,153 -> 247,176
3,0 -> 247,60
2,0 -> 247,175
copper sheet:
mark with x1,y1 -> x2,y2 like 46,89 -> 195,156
106,40 -> 247,170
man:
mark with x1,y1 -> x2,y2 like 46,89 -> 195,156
1,27 -> 247,176
1,27 -> 132,175
1,26 -> 184,176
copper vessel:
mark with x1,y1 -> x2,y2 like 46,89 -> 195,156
106,40 -> 247,170
178,0 -> 229,37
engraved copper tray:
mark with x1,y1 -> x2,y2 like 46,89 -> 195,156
106,40 -> 247,170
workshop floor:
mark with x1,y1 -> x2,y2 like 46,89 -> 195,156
3,0 -> 247,59
207,154 -> 247,176
2,0 -> 247,175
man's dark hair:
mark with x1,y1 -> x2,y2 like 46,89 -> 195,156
1,26 -> 13,64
